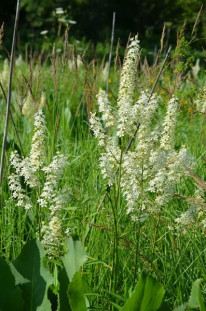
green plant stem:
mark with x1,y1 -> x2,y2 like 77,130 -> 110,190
0,0 -> 20,186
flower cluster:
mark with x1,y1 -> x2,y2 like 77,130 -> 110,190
90,38 -> 193,222
117,37 -> 140,137
9,110 -> 69,258
39,152 -> 68,208
175,189 -> 206,232
30,110 -> 47,170
41,216 -> 64,259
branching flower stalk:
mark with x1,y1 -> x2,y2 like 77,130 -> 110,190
90,38 -> 193,289
91,37 -> 141,294
8,110 -> 69,259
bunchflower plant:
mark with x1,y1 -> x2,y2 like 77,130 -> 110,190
9,109 -> 69,258
90,37 -> 194,222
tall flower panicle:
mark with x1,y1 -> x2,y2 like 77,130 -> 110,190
148,148 -> 191,206
9,110 -> 69,259
20,157 -> 38,188
30,110 -> 47,170
1,59 -> 9,90
9,151 -> 33,210
40,91 -> 47,109
194,86 -> 206,113
39,152 -> 68,258
160,97 -> 178,150
120,91 -> 159,218
22,93 -> 36,117
90,37 -> 193,223
90,112 -> 105,146
99,137 -> 121,186
23,92 -> 47,118
38,152 -> 68,208
41,216 -> 64,259
117,36 -> 140,137
97,89 -> 115,128
8,173 -> 32,210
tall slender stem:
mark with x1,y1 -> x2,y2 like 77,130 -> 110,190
106,12 -> 116,94
0,0 -> 20,186
0,82 -> 24,156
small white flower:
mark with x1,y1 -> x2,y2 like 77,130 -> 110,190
55,7 -> 64,15
40,30 -> 48,35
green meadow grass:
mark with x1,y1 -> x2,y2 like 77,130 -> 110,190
0,44 -> 206,310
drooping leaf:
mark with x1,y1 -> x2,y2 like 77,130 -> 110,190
10,239 -> 53,311
188,279 -> 206,311
58,266 -> 71,311
0,257 -> 24,311
68,271 -> 87,311
120,273 -> 165,311
62,237 -> 87,282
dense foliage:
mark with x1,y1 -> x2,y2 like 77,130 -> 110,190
1,0 -> 206,52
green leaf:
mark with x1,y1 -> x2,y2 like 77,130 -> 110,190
59,237 -> 88,311
0,257 -> 24,311
10,239 -> 53,311
68,271 -> 87,311
188,279 -> 206,311
120,273 -> 165,311
173,304 -> 187,311
62,237 -> 87,282
58,266 -> 71,311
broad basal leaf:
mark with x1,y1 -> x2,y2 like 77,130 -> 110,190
0,257 -> 24,311
62,237 -> 87,282
68,271 -> 87,311
120,273 -> 165,311
58,266 -> 71,311
10,239 -> 53,311
188,279 -> 206,311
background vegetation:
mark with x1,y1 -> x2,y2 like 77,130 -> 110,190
1,0 -> 206,53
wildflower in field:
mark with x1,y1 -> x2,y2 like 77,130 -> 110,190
97,89 -> 115,128
8,110 -> 69,259
30,110 -> 47,170
41,216 -> 64,259
160,97 -> 178,150
191,58 -> 200,78
39,152 -> 68,208
121,91 -> 159,217
99,137 -> 121,186
90,38 -> 193,222
22,93 -> 36,117
55,7 -> 64,15
90,112 -> 105,146
40,30 -> 48,36
175,188 -> 206,231
9,151 -> 33,209
195,86 -> 206,113
15,54 -> 23,67
39,152 -> 68,258
101,62 -> 109,82
40,91 -> 47,109
68,54 -> 82,70
117,36 -> 140,137
1,59 -> 9,90
8,173 -> 32,210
